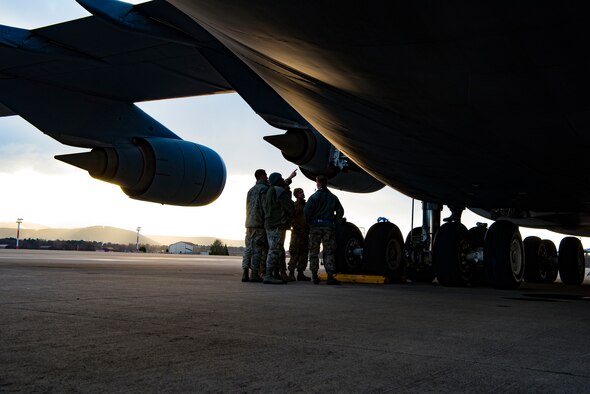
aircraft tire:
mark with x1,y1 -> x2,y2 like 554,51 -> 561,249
484,221 -> 524,289
335,222 -> 364,274
558,237 -> 585,285
363,222 -> 404,281
433,222 -> 471,286
540,239 -> 558,283
523,236 -> 543,282
525,237 -> 558,283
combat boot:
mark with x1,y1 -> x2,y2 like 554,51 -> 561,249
288,269 -> 296,281
279,268 -> 289,283
312,271 -> 320,285
297,270 -> 311,281
241,269 -> 249,282
250,269 -> 263,283
326,272 -> 341,285
264,271 -> 286,284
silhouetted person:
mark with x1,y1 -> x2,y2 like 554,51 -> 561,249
241,169 -> 269,282
288,188 -> 311,281
263,172 -> 295,284
304,175 -> 344,285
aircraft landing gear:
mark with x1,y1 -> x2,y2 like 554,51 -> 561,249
335,202 -> 583,288
363,220 -> 404,282
523,237 -> 558,283
484,221 -> 524,289
558,237 -> 585,285
404,202 -> 441,283
334,220 -> 405,281
404,227 -> 435,282
433,222 -> 472,286
335,221 -> 364,274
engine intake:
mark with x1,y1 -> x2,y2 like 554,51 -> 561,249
55,137 -> 226,206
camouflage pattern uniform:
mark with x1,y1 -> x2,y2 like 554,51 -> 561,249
242,179 -> 269,277
263,176 -> 295,283
304,187 -> 344,276
288,198 -> 309,272
266,227 -> 287,277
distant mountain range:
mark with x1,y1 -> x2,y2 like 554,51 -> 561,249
0,223 -> 244,247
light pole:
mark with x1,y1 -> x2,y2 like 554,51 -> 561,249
136,226 -> 141,252
16,218 -> 23,249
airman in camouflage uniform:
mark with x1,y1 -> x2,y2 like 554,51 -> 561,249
263,172 -> 295,284
304,175 -> 344,285
288,188 -> 311,281
241,169 -> 269,282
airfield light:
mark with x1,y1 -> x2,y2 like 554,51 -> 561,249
136,226 -> 141,252
16,218 -> 23,249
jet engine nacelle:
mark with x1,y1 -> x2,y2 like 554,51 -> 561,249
299,167 -> 384,193
264,129 -> 384,193
56,137 -> 226,206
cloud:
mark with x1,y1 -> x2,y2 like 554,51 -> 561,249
0,2 -> 89,29
137,95 -> 286,176
0,168 -> 253,240
0,0 -> 149,29
0,116 -> 83,174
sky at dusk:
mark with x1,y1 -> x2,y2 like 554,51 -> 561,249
0,1 -> 586,248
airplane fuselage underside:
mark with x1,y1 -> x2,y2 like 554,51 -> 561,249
170,0 -> 590,236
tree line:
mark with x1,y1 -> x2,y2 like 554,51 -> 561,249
0,238 -> 165,253
0,237 -> 242,255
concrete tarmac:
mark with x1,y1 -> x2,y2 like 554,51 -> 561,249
1,249 -> 589,393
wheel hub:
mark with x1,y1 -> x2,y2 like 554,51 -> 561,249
509,237 -> 523,276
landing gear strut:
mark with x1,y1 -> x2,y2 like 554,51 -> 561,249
404,202 -> 441,283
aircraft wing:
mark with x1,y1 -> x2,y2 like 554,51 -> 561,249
0,9 -> 231,106
0,0 -> 383,207
0,1 -> 237,206
0,103 -> 14,117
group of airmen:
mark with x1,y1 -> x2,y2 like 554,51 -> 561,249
241,169 -> 344,285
